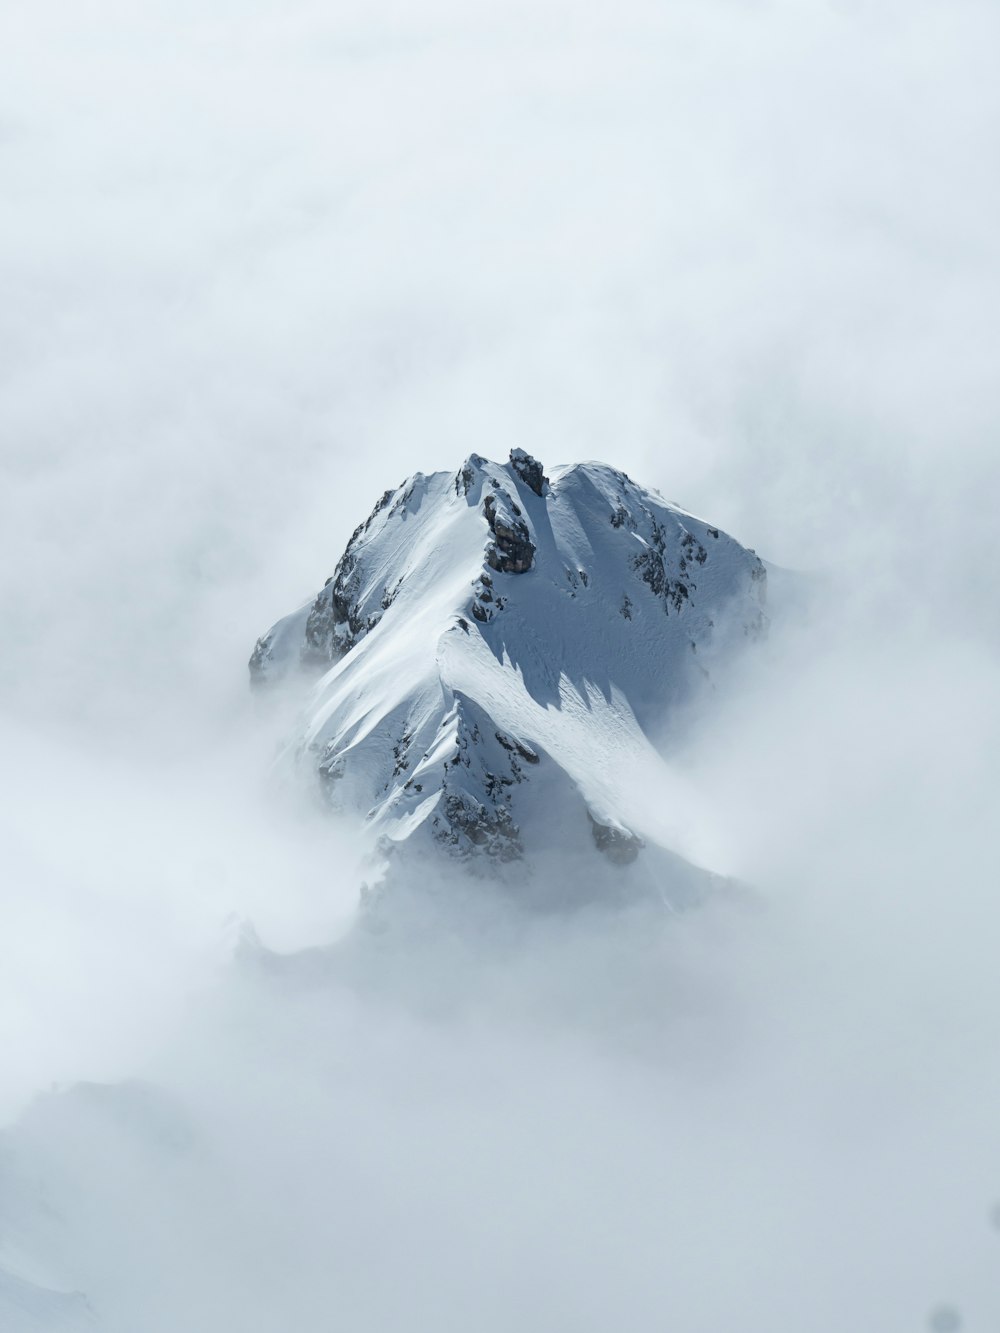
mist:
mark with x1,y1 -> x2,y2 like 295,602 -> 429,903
2,0 -> 999,1328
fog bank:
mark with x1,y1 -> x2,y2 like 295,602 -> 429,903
1,0 -> 999,1328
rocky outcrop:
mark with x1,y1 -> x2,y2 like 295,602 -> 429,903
589,815 -> 644,865
301,554 -> 369,666
483,492 -> 535,574
432,791 -> 522,862
247,633 -> 277,683
613,489 -> 767,622
249,480 -> 414,685
423,699 -> 532,863
509,447 -> 547,497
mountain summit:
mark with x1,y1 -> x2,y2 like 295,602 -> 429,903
250,451 -> 768,909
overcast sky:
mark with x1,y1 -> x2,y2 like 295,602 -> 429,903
1,1 -> 999,1329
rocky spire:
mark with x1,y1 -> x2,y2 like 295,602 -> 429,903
509,448 -> 547,497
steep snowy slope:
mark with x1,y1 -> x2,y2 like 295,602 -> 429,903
251,451 -> 767,906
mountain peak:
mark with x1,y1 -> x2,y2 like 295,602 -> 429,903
250,456 -> 767,909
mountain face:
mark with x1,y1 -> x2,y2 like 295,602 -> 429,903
251,451 -> 768,909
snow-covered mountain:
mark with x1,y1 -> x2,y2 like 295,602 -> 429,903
251,451 -> 768,908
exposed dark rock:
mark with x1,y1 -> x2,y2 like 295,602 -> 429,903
381,576 -> 404,610
494,731 -> 540,764
565,567 -> 590,597
631,545 -> 691,614
483,493 -> 535,574
250,483 -> 414,684
302,549 -> 370,667
392,730 -> 413,776
484,769 -> 513,800
470,569 -> 497,622
509,448 -> 547,497
249,484 -> 401,685
680,530 -> 708,565
611,491 -> 709,630
248,634 -> 276,686
433,792 -> 522,861
589,814 -> 644,865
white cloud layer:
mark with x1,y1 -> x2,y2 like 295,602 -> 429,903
1,0 -> 998,1328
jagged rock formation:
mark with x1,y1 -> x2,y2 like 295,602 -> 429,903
250,450 -> 769,907
483,491 -> 535,574
509,446 -> 547,497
